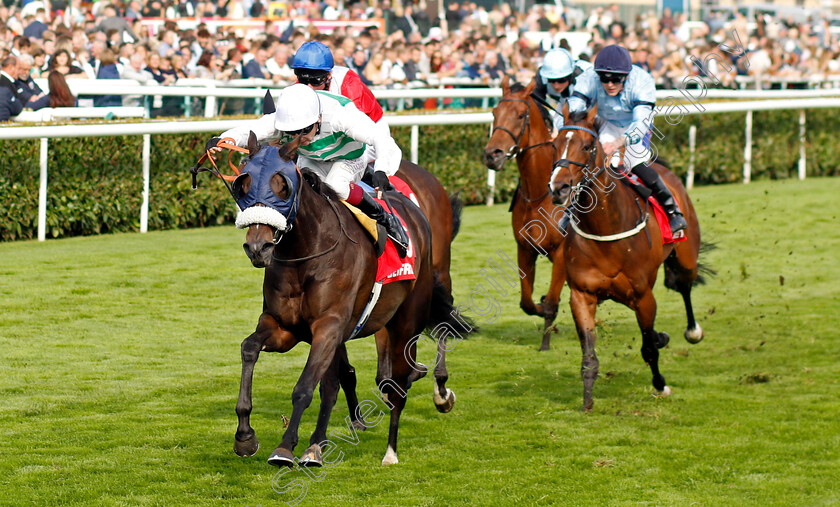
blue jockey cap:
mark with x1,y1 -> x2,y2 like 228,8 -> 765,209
233,146 -> 300,231
291,41 -> 334,71
594,44 -> 633,74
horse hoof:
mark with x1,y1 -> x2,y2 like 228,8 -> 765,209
657,385 -> 672,397
234,434 -> 260,458
657,331 -> 670,349
299,444 -> 323,467
267,447 -> 295,468
434,388 -> 456,413
381,446 -> 399,466
351,419 -> 367,431
684,325 -> 704,344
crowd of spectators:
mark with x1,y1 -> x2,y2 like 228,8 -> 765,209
3,0 -> 840,119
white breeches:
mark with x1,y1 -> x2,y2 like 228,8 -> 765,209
297,155 -> 367,200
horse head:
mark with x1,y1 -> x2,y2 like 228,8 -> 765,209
231,132 -> 301,268
483,75 -> 537,171
550,104 -> 602,206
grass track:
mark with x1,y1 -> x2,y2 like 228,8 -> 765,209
1,178 -> 838,506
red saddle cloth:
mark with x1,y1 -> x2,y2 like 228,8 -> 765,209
375,176 -> 418,285
619,171 -> 686,245
649,197 -> 687,244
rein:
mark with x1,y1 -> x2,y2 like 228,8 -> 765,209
190,138 -> 250,207
558,125 -> 649,242
492,97 -> 557,160
272,192 -> 358,263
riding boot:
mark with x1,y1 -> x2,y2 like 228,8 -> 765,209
356,192 -> 410,257
631,163 -> 687,235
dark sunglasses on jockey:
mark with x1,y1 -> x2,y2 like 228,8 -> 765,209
597,72 -> 627,84
295,71 -> 330,87
547,76 -> 571,84
284,123 -> 318,137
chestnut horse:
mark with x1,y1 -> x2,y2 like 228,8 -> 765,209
198,135 -> 465,467
549,105 -> 711,411
483,77 -> 566,351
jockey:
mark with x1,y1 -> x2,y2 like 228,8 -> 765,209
291,40 -> 388,168
207,83 -> 410,256
568,44 -> 687,235
533,48 -> 591,132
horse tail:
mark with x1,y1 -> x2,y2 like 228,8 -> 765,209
694,240 -> 718,286
428,272 -> 478,336
449,193 -> 464,242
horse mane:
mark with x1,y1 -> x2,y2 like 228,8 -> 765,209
509,81 -> 552,131
300,169 -> 340,201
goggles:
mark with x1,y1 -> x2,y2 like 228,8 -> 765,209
597,72 -> 626,84
285,123 -> 317,137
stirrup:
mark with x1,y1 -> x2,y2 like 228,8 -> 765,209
668,212 -> 687,235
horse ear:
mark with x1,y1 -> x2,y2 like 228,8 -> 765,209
248,131 -> 258,157
501,75 -> 510,95
525,77 -> 536,95
561,101 -> 570,123
263,90 -> 276,115
587,105 -> 598,126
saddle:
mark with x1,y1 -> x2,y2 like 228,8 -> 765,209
614,168 -> 686,244
342,178 -> 418,284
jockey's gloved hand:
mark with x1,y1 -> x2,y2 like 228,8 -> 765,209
372,170 -> 391,191
205,137 -> 222,152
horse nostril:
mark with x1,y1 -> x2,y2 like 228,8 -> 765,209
243,243 -> 254,259
259,242 -> 273,254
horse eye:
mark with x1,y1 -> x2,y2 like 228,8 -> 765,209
518,113 -> 526,119
583,144 -> 592,151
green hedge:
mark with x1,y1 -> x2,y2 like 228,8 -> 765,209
2,108 -> 840,241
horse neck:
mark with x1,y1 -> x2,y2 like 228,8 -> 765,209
515,99 -> 553,201
274,181 -> 343,263
574,147 -> 640,235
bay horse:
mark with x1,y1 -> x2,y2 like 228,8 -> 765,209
219,134 -> 465,466
482,76 -> 567,351
549,105 -> 710,411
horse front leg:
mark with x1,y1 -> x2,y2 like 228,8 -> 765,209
235,315 -> 294,458
517,241 -> 540,316
298,350 -> 342,467
539,248 -> 567,351
569,289 -> 600,412
635,290 -> 669,395
268,319 -> 342,467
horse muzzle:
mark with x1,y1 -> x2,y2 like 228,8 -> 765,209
551,182 -> 571,206
243,240 -> 274,268
482,148 -> 506,171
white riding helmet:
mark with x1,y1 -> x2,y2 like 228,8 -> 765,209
274,83 -> 321,132
540,48 -> 575,81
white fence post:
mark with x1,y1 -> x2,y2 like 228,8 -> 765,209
799,109 -> 806,180
743,110 -> 753,184
141,134 -> 151,233
486,120 -> 495,206
38,138 -> 48,242
410,125 -> 419,165
687,125 -> 696,190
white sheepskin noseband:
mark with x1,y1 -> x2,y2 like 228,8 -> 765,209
235,205 -> 289,231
